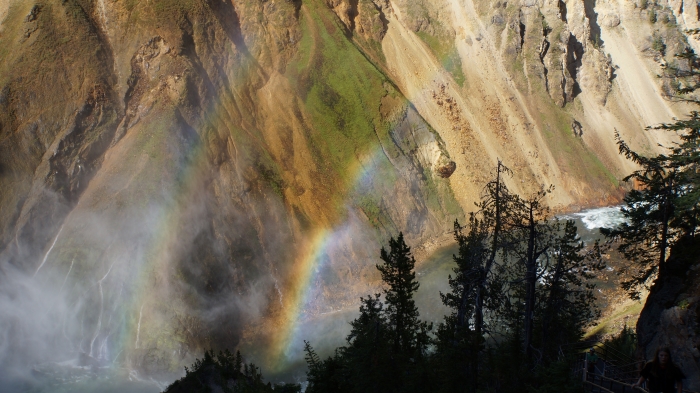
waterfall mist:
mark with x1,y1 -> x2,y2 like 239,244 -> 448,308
0,177 -> 400,390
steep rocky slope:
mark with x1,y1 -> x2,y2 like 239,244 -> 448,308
0,0 -> 694,380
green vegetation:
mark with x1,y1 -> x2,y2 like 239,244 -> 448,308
652,34 -> 667,56
254,153 -> 286,199
164,349 -> 301,393
602,106 -> 700,297
416,31 -> 466,87
536,103 -> 619,189
421,165 -> 460,217
585,300 -> 644,338
286,4 -> 388,189
356,194 -> 383,227
284,2 -> 462,230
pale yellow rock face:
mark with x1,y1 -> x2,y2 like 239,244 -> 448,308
374,0 -> 690,213
0,0 -> 694,376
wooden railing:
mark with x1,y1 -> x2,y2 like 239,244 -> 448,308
585,372 -> 648,393
581,362 -> 698,393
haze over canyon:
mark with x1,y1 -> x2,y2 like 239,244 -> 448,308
0,0 -> 695,387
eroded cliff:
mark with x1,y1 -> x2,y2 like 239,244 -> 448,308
0,0 -> 694,379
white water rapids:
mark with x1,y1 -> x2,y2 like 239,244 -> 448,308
559,206 -> 626,230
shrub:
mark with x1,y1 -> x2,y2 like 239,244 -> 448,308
651,34 -> 666,55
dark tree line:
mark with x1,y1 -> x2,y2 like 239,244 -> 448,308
160,162 -> 605,393
163,46 -> 700,393
305,161 -> 606,393
305,232 -> 433,393
164,349 -> 302,393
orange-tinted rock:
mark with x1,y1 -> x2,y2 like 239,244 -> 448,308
437,161 -> 456,178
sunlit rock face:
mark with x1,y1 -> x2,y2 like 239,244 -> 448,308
0,0 -> 692,382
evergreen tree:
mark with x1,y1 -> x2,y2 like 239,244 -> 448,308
305,341 -> 348,393
235,350 -> 243,374
434,215 -> 489,392
539,220 -> 605,356
165,349 -> 301,393
342,294 -> 391,393
376,232 -> 431,356
601,132 -> 681,298
376,233 -> 433,393
509,186 -> 556,359
304,341 -> 323,391
306,235 -> 432,393
603,46 -> 700,298
475,160 -> 517,340
498,188 -> 604,365
302,167 -> 604,393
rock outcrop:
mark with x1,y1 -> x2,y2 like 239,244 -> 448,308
637,238 -> 700,391
326,0 -> 390,42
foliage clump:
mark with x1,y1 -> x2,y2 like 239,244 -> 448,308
305,233 -> 433,393
602,45 -> 700,298
164,350 -> 301,393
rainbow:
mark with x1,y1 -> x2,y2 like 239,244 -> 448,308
62,1 -> 459,375
267,124 -> 409,368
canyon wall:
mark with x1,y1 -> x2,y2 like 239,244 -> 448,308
0,0 -> 694,378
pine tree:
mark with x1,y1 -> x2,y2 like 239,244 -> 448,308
305,235 -> 433,393
342,294 -> 391,393
304,343 -> 347,393
165,349 -> 300,393
539,220 -> 605,356
435,215 -> 489,392
601,131 -> 680,298
510,186 -> 556,359
441,216 -> 487,334
375,233 -> 433,393
235,350 -> 243,374
376,232 -> 429,355
475,159 -> 517,340
604,46 -> 700,298
304,340 -> 322,385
